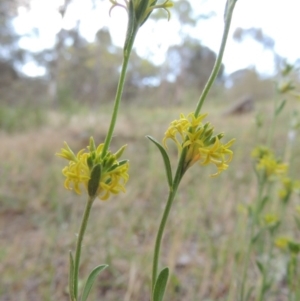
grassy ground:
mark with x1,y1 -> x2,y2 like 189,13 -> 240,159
0,98 -> 299,301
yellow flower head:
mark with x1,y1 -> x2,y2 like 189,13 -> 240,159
257,156 -> 287,178
163,112 -> 235,177
275,236 -> 300,254
278,177 -> 300,202
56,137 -> 129,201
262,213 -> 279,228
275,236 -> 291,250
252,146 -> 288,179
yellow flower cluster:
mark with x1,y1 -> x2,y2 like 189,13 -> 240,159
278,177 -> 300,201
163,112 -> 235,177
56,138 -> 129,201
275,236 -> 292,249
251,146 -> 288,179
262,213 -> 279,227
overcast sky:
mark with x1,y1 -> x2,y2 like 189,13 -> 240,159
15,0 -> 300,76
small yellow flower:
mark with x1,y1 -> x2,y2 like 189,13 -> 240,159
278,177 -> 300,202
277,80 -> 295,94
290,91 -> 300,100
275,237 -> 300,254
275,236 -> 291,250
163,112 -> 235,176
257,156 -> 287,178
252,146 -> 288,179
262,213 -> 279,227
56,138 -> 129,201
198,138 -> 235,177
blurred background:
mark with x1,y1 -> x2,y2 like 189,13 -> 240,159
1,1 -> 300,301
1,0 -> 300,110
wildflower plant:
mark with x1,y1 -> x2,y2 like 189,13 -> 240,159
56,1 -> 238,301
236,61 -> 300,301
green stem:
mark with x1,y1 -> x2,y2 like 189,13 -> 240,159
151,149 -> 187,297
257,237 -> 274,301
151,187 -> 177,295
239,217 -> 255,301
151,0 -> 237,280
194,0 -> 237,117
151,1 -> 238,298
101,30 -> 137,158
239,178 -> 265,301
73,196 -> 95,300
266,96 -> 279,147
287,255 -> 297,301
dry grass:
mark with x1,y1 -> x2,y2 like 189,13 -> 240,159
0,99 -> 299,301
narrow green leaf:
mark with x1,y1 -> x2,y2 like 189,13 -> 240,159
275,99 -> 286,116
136,0 -> 149,23
69,251 -> 75,301
288,241 -> 300,254
140,0 -> 158,26
251,230 -> 262,245
153,267 -> 169,301
257,195 -> 269,213
294,216 -> 300,230
80,264 -> 108,301
256,260 -> 264,274
146,136 -> 173,188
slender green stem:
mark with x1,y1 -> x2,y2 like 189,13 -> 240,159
73,196 -> 95,300
266,96 -> 279,147
239,177 -> 266,301
287,255 -> 297,301
194,0 -> 237,117
257,236 -> 274,301
101,31 -> 137,158
151,1 -> 238,293
151,187 -> 177,294
239,216 -> 255,301
151,148 -> 186,297
151,1 -> 238,298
